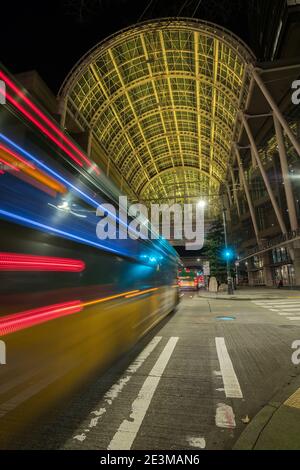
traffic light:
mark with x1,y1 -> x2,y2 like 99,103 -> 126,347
221,247 -> 235,261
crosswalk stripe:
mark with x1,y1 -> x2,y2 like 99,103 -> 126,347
262,304 -> 300,308
252,299 -> 300,322
257,301 -> 300,304
276,308 -> 300,312
278,312 -> 300,316
253,303 -> 300,308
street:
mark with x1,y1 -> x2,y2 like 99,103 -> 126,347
8,290 -> 300,450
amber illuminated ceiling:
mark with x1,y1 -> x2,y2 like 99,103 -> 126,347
60,19 -> 254,204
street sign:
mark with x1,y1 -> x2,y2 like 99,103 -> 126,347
203,261 -> 210,275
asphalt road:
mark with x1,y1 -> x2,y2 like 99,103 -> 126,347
9,292 -> 300,450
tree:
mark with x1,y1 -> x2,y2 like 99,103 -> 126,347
202,218 -> 228,282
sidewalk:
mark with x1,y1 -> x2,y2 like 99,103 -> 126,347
197,287 -> 300,300
234,375 -> 300,450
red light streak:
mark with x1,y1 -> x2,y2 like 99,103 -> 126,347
0,301 -> 83,336
0,88 -> 84,168
0,156 -> 19,172
0,142 -> 35,170
0,253 -> 86,272
0,288 -> 156,336
0,71 -> 99,174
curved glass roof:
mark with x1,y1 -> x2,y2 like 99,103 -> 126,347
60,19 -> 254,208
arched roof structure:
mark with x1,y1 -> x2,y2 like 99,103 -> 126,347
60,18 -> 254,208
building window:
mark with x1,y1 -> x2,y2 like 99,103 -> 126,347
272,247 -> 290,263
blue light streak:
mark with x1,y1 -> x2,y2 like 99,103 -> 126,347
0,208 -> 124,256
0,133 -> 177,263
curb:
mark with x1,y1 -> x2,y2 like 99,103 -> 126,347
233,375 -> 300,450
197,295 -> 286,301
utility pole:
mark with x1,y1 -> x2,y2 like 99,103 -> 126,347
222,206 -> 234,295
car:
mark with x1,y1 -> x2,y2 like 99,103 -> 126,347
178,275 -> 198,291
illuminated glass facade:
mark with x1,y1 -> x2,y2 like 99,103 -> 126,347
60,19 -> 253,210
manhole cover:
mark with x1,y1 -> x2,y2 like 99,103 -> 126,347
216,316 -> 236,321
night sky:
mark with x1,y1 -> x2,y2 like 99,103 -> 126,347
0,0 -> 261,94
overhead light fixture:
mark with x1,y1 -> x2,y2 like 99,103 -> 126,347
197,199 -> 206,208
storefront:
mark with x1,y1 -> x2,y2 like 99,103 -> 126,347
273,264 -> 295,286
271,247 -> 295,286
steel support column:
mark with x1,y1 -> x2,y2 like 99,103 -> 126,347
242,114 -> 287,234
229,166 -> 241,218
226,183 -> 232,208
106,157 -> 111,177
252,68 -> 300,158
87,130 -> 93,158
273,114 -> 298,231
58,97 -> 68,129
234,145 -> 260,245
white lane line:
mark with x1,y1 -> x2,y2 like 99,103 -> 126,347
215,337 -> 243,399
287,317 -> 300,321
108,336 -> 179,450
73,336 -> 162,442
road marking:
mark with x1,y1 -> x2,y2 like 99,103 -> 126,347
73,336 -> 162,442
264,304 -> 300,308
277,308 -> 300,312
215,337 -> 243,399
278,312 -> 300,316
252,300 -> 300,322
187,436 -> 206,448
263,301 -> 300,304
215,403 -> 236,428
108,336 -> 178,450
253,301 -> 300,305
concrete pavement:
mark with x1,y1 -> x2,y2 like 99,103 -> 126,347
198,286 -> 300,300
2,291 -> 300,450
234,375 -> 300,450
